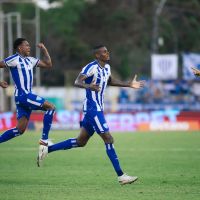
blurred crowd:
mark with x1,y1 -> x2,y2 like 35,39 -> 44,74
117,80 -> 200,111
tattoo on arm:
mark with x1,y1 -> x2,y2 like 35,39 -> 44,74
108,76 -> 130,87
74,74 -> 90,89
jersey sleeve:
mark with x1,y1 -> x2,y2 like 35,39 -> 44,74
80,64 -> 96,77
4,56 -> 18,68
27,57 -> 40,68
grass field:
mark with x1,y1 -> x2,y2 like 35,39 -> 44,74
0,131 -> 200,200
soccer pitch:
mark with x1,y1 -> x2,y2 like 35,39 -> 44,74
0,131 -> 200,200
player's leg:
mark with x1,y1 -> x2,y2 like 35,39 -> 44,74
36,100 -> 55,166
48,127 -> 91,153
23,93 -> 55,143
93,111 -> 138,184
99,132 -> 123,176
0,103 -> 30,143
37,127 -> 91,167
37,115 -> 94,166
100,132 -> 138,185
40,101 -> 56,143
86,111 -> 124,176
0,117 -> 29,143
48,113 -> 94,153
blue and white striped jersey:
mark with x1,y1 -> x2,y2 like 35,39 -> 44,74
81,60 -> 111,112
4,53 -> 39,96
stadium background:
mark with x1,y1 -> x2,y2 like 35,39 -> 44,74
1,1 -> 200,200
1,0 -> 200,132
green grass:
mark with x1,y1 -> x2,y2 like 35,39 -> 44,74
0,131 -> 200,200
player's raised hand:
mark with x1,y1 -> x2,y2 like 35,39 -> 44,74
129,75 -> 145,89
0,81 -> 8,88
191,67 -> 200,76
37,43 -> 47,50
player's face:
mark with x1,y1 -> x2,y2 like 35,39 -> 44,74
18,41 -> 31,56
97,47 -> 110,62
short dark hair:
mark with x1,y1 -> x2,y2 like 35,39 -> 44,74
13,38 -> 26,50
93,45 -> 105,54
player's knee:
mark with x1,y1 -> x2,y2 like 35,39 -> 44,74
16,126 -> 26,135
110,136 -> 114,144
78,141 -> 87,147
50,104 -> 56,111
77,139 -> 87,147
43,101 -> 56,111
46,105 -> 56,111
102,133 -> 114,144
107,135 -> 114,144
18,128 -> 26,134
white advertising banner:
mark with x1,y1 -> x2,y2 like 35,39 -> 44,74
151,54 -> 178,80
182,53 -> 200,80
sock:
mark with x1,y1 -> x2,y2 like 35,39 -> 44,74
0,127 -> 22,143
48,138 -> 79,153
42,109 -> 55,140
105,143 -> 123,176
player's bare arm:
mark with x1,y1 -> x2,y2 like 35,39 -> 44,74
74,74 -> 100,91
191,67 -> 200,76
0,60 -> 6,68
0,80 -> 8,88
37,43 -> 52,68
0,61 -> 7,88
108,75 -> 145,89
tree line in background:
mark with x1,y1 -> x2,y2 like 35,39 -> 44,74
2,0 -> 200,86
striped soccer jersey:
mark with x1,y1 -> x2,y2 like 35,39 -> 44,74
4,53 -> 39,96
81,60 -> 111,112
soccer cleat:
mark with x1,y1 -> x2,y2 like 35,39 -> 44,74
118,173 -> 138,185
37,140 -> 48,167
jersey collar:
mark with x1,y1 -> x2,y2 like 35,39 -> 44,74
16,53 -> 27,59
95,60 -> 106,69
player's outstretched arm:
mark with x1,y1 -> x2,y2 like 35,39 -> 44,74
191,67 -> 200,77
0,81 -> 8,88
74,74 -> 100,91
0,60 -> 8,88
37,43 -> 52,68
0,61 -> 6,68
108,75 -> 145,89
129,75 -> 145,89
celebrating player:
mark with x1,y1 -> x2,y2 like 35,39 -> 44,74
0,38 -> 55,155
191,66 -> 200,76
38,45 -> 145,185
